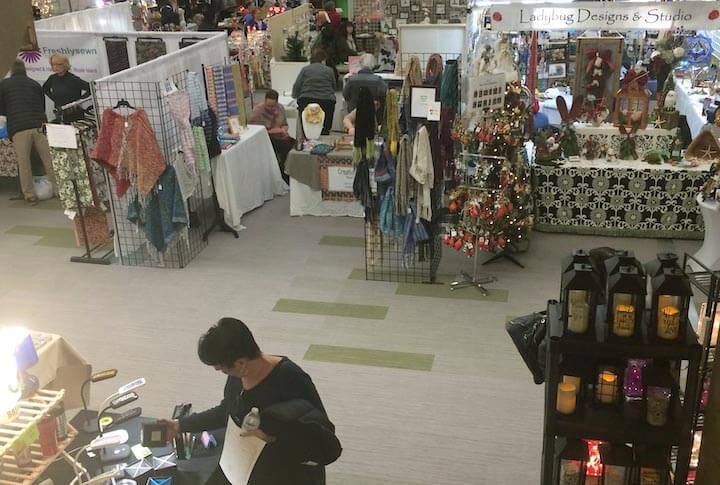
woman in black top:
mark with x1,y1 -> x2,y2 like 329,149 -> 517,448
42,53 -> 90,121
159,318 -> 341,485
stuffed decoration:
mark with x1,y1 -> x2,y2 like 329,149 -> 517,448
583,135 -> 598,160
583,50 -> 614,105
619,124 -> 639,160
534,128 -> 561,163
643,148 -> 672,165
556,95 -> 583,157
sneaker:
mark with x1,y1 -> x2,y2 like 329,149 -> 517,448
26,197 -> 39,206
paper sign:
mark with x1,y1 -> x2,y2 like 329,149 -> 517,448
410,87 -> 438,119
427,101 -> 441,121
328,166 -> 356,192
487,1 -> 720,31
46,124 -> 78,149
348,56 -> 362,75
219,417 -> 266,485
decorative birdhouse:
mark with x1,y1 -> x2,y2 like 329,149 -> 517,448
613,80 -> 649,129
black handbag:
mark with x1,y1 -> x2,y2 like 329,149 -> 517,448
505,312 -> 548,385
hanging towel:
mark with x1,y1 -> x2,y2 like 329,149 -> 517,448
186,71 -> 208,124
409,125 -> 434,222
166,90 -> 196,173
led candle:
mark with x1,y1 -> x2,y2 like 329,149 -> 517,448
560,461 -> 580,485
557,383 -> 577,414
639,468 -> 661,485
658,306 -> 680,340
647,386 -> 671,426
567,290 -> 589,333
563,375 -> 582,395
613,304 -> 635,337
597,371 -> 618,404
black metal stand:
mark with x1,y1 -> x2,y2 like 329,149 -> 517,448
203,172 -> 239,240
69,179 -> 112,265
482,245 -> 526,268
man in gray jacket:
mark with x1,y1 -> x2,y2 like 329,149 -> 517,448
343,53 -> 387,112
0,60 -> 57,204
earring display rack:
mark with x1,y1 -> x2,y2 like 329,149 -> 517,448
0,389 -> 79,485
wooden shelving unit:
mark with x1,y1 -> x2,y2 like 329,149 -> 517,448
541,301 -> 702,485
0,389 -> 79,485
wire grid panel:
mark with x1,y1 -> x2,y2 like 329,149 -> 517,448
92,73 -> 211,268
396,52 -> 462,76
364,219 -> 437,284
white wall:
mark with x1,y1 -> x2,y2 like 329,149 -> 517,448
35,3 -> 133,32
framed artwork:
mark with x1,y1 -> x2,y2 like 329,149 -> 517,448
421,0 -> 432,6
228,116 -> 243,135
466,73 -> 506,115
548,63 -> 566,79
450,0 -> 462,6
400,0 -> 410,7
436,4 -> 446,15
574,37 -> 624,111
410,85 -> 439,119
411,3 -> 419,12
390,5 -> 398,14
399,11 -> 408,19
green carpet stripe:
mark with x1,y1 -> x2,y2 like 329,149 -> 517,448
304,344 -> 434,371
348,268 -> 455,282
319,236 -> 365,247
5,225 -> 76,248
272,299 -> 388,320
9,199 -> 62,210
396,276 -> 509,302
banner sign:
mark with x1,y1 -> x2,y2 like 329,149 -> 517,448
486,1 -> 720,32
18,32 -> 105,84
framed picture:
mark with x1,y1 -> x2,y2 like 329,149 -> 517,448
399,11 -> 408,19
400,0 -> 410,7
410,85 -> 439,119
548,63 -> 566,79
228,116 -> 243,135
450,0 -> 462,6
466,73 -> 506,115
396,18 -> 407,24
574,37 -> 624,111
421,0 -> 432,6
436,4 -> 446,15
411,3 -> 419,12
390,5 -> 398,14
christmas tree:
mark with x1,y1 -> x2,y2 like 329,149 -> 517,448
445,83 -> 533,258
282,31 -> 307,62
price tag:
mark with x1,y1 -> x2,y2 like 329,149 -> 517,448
427,101 -> 441,121
46,124 -> 77,149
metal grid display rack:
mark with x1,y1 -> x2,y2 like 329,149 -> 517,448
541,301 -> 702,485
682,254 -> 720,483
92,72 -> 213,268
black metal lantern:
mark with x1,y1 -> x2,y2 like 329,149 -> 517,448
600,442 -> 634,485
560,250 -> 593,310
644,253 -> 680,280
562,264 -> 603,339
635,447 -> 670,485
606,266 -> 646,341
649,268 -> 692,342
594,365 -> 622,408
604,250 -> 644,281
556,439 -> 588,485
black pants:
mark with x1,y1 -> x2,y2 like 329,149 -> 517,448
270,135 -> 295,183
205,465 -> 231,485
297,98 -> 335,135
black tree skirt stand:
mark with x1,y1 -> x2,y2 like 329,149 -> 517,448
482,245 -> 525,269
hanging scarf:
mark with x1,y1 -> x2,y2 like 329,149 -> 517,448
353,87 -> 376,165
424,54 -> 444,87
440,59 -> 459,108
401,55 -> 422,102
353,158 -> 374,221
394,134 -> 413,217
385,89 -> 400,157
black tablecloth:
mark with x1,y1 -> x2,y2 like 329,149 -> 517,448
43,410 -> 224,485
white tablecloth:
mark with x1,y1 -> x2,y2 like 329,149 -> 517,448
675,78 -> 709,139
289,178 -> 364,217
212,125 -> 289,231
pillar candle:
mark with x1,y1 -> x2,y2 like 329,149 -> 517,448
563,375 -> 582,395
640,468 -> 661,485
658,305 -> 680,340
613,304 -> 635,337
560,461 -> 581,485
568,301 -> 590,333
604,465 -> 627,485
557,382 -> 577,414
597,371 -> 617,404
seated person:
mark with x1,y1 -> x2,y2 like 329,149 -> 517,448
335,21 -> 358,63
343,98 -> 382,136
249,89 -> 294,182
342,53 -> 387,112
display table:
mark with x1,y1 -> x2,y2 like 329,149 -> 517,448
212,125 -> 289,231
694,194 -> 720,269
0,138 -> 18,177
533,158 -> 711,239
285,139 -> 364,217
675,78 -> 710,139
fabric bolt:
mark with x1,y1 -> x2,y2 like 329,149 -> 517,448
410,125 -> 434,222
231,64 -> 248,126
223,65 -> 239,118
0,139 -> 18,177
91,108 -> 165,196
212,65 -> 229,123
204,67 -> 218,116
185,71 -> 208,123
165,90 -> 196,173
192,126 -> 211,172
74,207 -> 112,248
135,38 -> 167,65
127,165 -> 188,253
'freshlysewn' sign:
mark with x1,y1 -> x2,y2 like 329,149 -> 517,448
486,1 -> 720,32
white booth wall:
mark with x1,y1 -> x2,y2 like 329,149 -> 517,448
396,23 -> 466,73
35,2 -> 133,32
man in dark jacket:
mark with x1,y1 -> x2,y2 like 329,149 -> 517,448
342,53 -> 387,112
0,60 -> 57,204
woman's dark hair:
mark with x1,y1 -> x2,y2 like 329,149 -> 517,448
198,317 -> 261,367
340,21 -> 355,40
265,89 -> 279,101
323,1 -> 335,11
311,48 -> 327,63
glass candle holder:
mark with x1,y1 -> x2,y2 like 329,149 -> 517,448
647,386 -> 672,426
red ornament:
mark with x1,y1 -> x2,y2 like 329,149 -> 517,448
454,239 -> 463,251
492,11 -> 502,22
448,201 -> 459,213
710,10 -> 720,20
